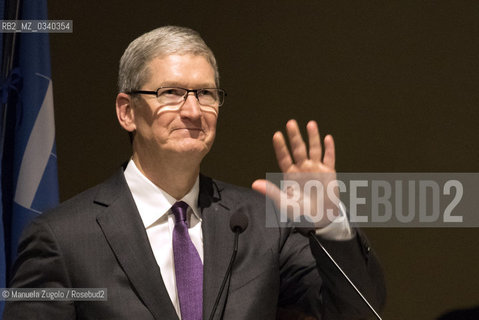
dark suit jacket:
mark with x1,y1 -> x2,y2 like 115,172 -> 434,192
4,169 -> 386,320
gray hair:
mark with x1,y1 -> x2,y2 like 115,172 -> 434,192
118,26 -> 219,93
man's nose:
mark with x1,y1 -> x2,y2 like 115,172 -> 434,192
179,92 -> 202,119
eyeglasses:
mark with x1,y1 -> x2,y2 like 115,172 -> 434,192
126,87 -> 226,107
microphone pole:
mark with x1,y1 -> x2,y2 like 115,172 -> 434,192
300,228 -> 383,320
208,211 -> 248,320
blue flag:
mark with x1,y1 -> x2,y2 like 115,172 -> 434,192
0,0 -> 7,316
1,1 -> 59,316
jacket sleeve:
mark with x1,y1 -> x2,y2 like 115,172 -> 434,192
277,226 -> 386,320
3,218 -> 76,320
310,230 -> 386,319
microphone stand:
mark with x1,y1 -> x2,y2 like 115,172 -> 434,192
208,227 -> 241,320
305,230 -> 383,320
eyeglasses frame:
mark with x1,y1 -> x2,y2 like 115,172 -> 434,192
126,87 -> 227,107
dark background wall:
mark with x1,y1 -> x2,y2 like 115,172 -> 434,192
48,1 -> 479,319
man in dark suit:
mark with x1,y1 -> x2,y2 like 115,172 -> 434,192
4,26 -> 385,319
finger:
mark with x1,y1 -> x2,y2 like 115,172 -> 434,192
286,119 -> 308,164
323,134 -> 336,168
252,179 -> 282,209
273,131 -> 293,172
251,179 -> 267,196
306,120 -> 322,162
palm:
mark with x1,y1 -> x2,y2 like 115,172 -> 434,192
252,119 -> 339,228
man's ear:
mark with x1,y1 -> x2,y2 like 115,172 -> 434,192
116,93 -> 136,132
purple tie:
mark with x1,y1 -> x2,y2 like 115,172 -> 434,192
171,201 -> 203,320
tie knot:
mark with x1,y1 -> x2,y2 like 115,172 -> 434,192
171,201 -> 189,222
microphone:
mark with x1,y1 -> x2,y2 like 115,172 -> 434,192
229,210 -> 249,233
296,227 -> 383,320
208,211 -> 248,320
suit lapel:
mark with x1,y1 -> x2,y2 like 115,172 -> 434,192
199,175 -> 235,320
95,170 -> 178,320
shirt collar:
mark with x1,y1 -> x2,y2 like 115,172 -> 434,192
124,159 -> 201,228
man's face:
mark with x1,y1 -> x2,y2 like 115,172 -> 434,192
130,54 -> 218,162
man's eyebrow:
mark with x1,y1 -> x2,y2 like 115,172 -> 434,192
158,81 -> 217,88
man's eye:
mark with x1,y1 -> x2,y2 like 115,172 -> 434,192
198,89 -> 215,97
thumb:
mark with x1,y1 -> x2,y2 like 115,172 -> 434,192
252,179 -> 282,208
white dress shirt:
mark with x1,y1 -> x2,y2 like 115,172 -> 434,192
124,160 -> 203,319
123,159 -> 353,318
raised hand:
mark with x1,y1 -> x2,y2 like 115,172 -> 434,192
252,119 -> 340,228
